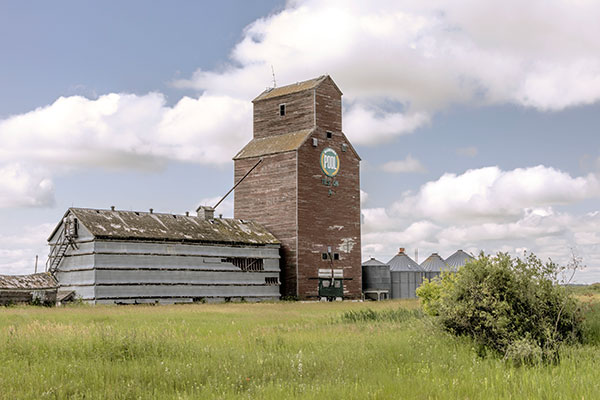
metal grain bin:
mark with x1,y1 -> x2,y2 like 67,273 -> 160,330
361,257 -> 390,300
420,253 -> 451,281
387,248 -> 423,299
445,249 -> 475,270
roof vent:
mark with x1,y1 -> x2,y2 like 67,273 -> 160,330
398,248 -> 405,254
197,206 -> 215,221
185,211 -> 189,217
149,208 -> 154,214
110,206 -> 115,211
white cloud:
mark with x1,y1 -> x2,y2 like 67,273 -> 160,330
0,164 -> 54,208
381,155 -> 426,174
360,189 -> 369,206
0,93 -> 251,170
342,105 -> 429,145
0,93 -> 252,207
390,165 -> 600,223
361,165 -> 600,281
456,146 -> 478,157
177,0 -> 600,128
0,223 -> 55,275
3,0 -> 600,208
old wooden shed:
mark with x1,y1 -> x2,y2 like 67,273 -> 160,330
47,208 -> 281,304
0,273 -> 58,305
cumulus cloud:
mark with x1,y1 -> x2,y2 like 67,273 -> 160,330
4,0 -> 600,208
177,0 -> 600,133
381,155 -> 426,174
390,165 -> 600,223
0,93 -> 251,207
0,164 -> 54,208
0,93 -> 251,170
0,223 -> 55,275
362,165 -> 600,280
360,190 -> 369,206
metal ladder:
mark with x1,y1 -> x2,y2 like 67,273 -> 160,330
46,228 -> 77,275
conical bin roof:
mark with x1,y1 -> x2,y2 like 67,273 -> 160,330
387,249 -> 422,272
362,257 -> 388,267
420,253 -> 451,272
445,250 -> 475,269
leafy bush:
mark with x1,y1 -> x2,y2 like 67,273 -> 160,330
417,252 -> 582,364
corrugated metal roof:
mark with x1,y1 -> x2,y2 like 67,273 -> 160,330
445,250 -> 475,268
253,76 -> 328,102
0,273 -> 57,289
362,257 -> 388,267
58,208 -> 279,245
387,251 -> 422,272
233,129 -> 313,160
420,253 -> 451,272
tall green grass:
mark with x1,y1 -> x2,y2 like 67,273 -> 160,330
0,300 -> 598,399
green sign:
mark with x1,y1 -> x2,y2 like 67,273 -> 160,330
320,147 -> 340,177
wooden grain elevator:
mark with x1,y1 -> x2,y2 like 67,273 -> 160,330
233,75 -> 362,299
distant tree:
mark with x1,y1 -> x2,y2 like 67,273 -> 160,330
417,252 -> 582,365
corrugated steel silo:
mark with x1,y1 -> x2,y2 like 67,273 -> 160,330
445,249 -> 475,270
420,253 -> 451,281
361,257 -> 390,300
387,248 -> 423,299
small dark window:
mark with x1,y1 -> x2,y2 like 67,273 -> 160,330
326,131 -> 332,138
265,277 -> 279,286
333,253 -> 340,260
334,280 -> 342,288
225,257 -> 264,271
279,104 -> 286,116
322,253 -> 328,260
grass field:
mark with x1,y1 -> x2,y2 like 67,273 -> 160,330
1,298 -> 599,399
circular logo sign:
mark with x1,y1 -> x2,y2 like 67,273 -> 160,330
320,147 -> 340,177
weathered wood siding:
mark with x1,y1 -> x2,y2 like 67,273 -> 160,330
297,127 -> 362,299
253,90 -> 315,139
234,152 -> 298,296
235,76 -> 361,299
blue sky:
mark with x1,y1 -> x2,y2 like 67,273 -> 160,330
1,0 -> 599,282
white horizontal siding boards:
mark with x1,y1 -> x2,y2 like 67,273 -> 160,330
95,284 -> 280,299
94,240 -> 280,259
56,270 -> 96,285
95,269 -> 278,285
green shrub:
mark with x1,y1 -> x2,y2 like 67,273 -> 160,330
417,252 -> 582,364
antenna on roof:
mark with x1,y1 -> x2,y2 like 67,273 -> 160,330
271,65 -> 277,88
